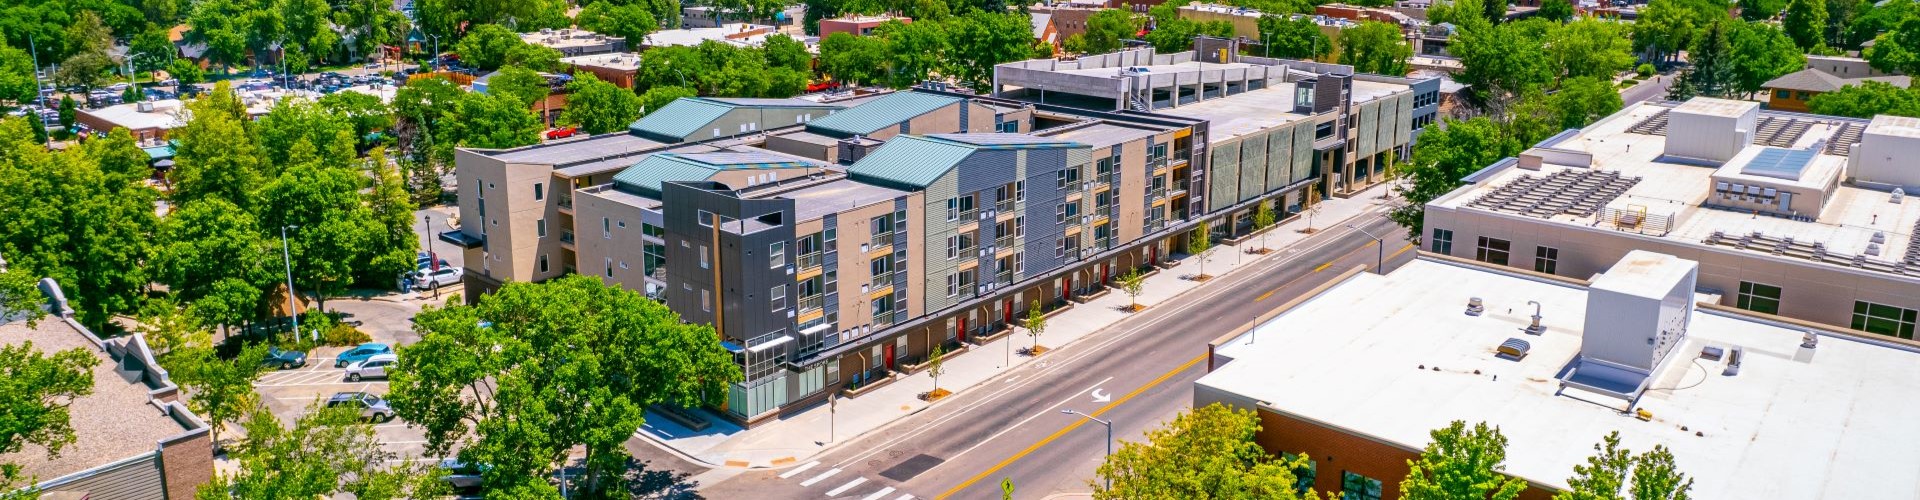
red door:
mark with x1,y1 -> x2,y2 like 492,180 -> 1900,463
957,317 -> 968,343
1063,276 -> 1073,300
1102,262 -> 1112,282
1151,246 -> 1160,265
884,343 -> 896,371
1004,299 -> 1015,325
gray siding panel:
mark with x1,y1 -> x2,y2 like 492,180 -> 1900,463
1238,133 -> 1266,203
1209,138 -> 1241,213
1396,92 -> 1414,149
1292,123 -> 1313,184
1357,101 -> 1378,157
923,167 -> 964,313
1266,126 -> 1293,188
40,452 -> 164,500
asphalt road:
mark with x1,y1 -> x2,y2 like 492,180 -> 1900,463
1622,75 -> 1676,106
695,209 -> 1417,500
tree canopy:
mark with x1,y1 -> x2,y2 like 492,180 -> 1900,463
1388,117 -> 1522,238
1401,421 -> 1528,500
1554,431 -> 1696,500
559,73 -> 641,134
1808,80 -> 1920,117
1340,21 -> 1413,76
0,341 -> 97,491
387,275 -> 742,495
0,121 -> 157,328
1256,15 -> 1332,60
1094,403 -> 1319,499
1067,9 -> 1138,55
197,404 -> 431,499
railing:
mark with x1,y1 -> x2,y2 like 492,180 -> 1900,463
797,252 -> 823,270
958,208 -> 976,221
871,231 -> 894,248
995,270 -> 1013,285
995,234 -> 1016,249
871,271 -> 894,288
1094,237 -> 1112,250
1094,205 -> 1114,219
996,198 -> 1016,213
557,192 -> 573,210
1172,149 -> 1190,162
798,294 -> 824,314
1148,157 -> 1169,170
1150,187 -> 1167,200
1063,180 -> 1082,193
560,230 -> 575,244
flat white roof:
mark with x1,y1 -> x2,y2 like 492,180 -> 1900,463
1672,96 -> 1757,118
563,52 -> 642,71
643,24 -> 777,48
78,99 -> 187,131
1866,114 -> 1920,139
1157,83 -> 1308,142
1434,101 -> 1920,269
1201,257 -> 1920,498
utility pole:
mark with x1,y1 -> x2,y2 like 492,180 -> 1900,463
424,214 -> 443,298
280,225 -> 305,342
1347,224 -> 1385,272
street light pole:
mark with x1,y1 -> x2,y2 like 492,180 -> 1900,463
280,225 -> 305,342
1346,224 -> 1385,272
424,214 -> 442,298
1061,410 -> 1113,491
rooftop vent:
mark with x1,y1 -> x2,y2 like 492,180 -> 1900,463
1525,300 -> 1545,335
1466,297 -> 1485,316
1895,188 -> 1906,204
1558,251 -> 1700,401
1498,338 -> 1531,360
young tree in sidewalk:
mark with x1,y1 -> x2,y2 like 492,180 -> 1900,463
1187,221 -> 1217,280
926,344 -> 947,399
1023,299 -> 1047,355
387,275 -> 741,496
1401,420 -> 1528,500
1093,403 -> 1320,499
1118,268 -> 1145,312
1252,200 -> 1277,253
0,340 -> 98,493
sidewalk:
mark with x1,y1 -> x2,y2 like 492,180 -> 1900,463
639,184 -> 1398,469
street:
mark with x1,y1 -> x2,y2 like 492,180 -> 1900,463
687,209 -> 1417,499
1622,74 -> 1676,106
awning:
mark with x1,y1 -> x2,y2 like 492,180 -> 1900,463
142,144 -> 176,161
438,230 -> 485,248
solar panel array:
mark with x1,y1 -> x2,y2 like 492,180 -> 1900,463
1466,170 -> 1642,219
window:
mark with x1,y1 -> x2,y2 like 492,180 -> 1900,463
947,233 -> 974,259
701,289 -> 711,312
1852,301 -> 1917,339
605,259 -> 613,278
1474,236 -> 1510,266
871,255 -> 894,287
1341,472 -> 1382,500
1055,166 -> 1081,190
698,210 -> 714,227
1315,121 -> 1336,139
537,218 -> 548,238
825,359 -> 840,385
769,241 -> 786,268
1736,281 -> 1782,315
998,120 -> 1018,133
1431,229 -> 1452,255
1775,89 -> 1791,99
699,244 -> 710,269
1533,246 -> 1558,275
533,182 -> 544,201
643,223 -> 664,238
538,254 -> 549,273
871,295 -> 895,323
770,285 -> 787,312
602,217 -> 611,238
1015,180 -> 1025,201
644,242 -> 665,278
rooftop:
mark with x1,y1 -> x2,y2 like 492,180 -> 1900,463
630,97 -> 840,142
1672,97 -> 1757,118
520,28 -> 626,49
0,318 -> 198,485
611,151 -> 823,197
1155,83 -> 1309,142
776,177 -> 909,221
1762,67 -> 1910,93
641,23 -> 779,48
78,100 -> 187,131
1432,101 -> 1920,279
562,52 -> 643,71
847,133 -> 1083,190
806,91 -> 965,138
1037,121 -> 1166,148
1200,256 -> 1920,498
485,133 -> 666,164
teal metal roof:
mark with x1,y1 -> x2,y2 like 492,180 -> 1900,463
611,152 -> 817,197
628,98 -> 735,141
807,92 -> 965,138
843,135 -> 997,190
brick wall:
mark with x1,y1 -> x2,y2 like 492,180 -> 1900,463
1254,408 -> 1556,500
158,426 -> 213,499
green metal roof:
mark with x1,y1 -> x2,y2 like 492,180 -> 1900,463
840,136 -> 987,190
806,92 -> 965,138
628,98 -> 734,141
611,152 -> 816,197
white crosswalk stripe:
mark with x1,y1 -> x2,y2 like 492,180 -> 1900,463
824,477 -> 866,496
895,495 -> 915,500
779,461 -> 821,479
858,487 -> 895,500
799,468 -> 840,487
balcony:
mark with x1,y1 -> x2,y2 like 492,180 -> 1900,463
798,294 -> 824,314
871,231 -> 895,248
996,198 -> 1016,213
1094,237 -> 1112,250
1150,187 -> 1167,200
1094,205 -> 1114,220
995,270 -> 1014,285
560,230 -> 575,245
557,192 -> 573,211
1062,180 -> 1082,193
1148,157 -> 1169,170
958,208 -> 977,221
995,234 -> 1016,250
797,252 -> 823,270
871,271 -> 894,289
1172,148 -> 1190,163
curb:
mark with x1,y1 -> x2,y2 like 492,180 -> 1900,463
638,190 -> 1392,472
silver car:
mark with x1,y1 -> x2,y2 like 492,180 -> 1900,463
344,353 -> 397,382
325,392 -> 393,422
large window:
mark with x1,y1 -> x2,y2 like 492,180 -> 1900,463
1736,281 -> 1782,315
947,233 -> 976,259
872,295 -> 896,325
1475,236 -> 1511,266
870,255 -> 894,288
770,285 -> 786,312
947,195 -> 976,221
1853,301 -> 1918,339
1431,229 -> 1453,255
1342,472 -> 1382,500
1533,246 -> 1559,275
643,242 -> 665,280
769,241 -> 786,268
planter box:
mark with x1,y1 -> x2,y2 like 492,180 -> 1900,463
650,405 -> 712,432
899,343 -> 970,373
1037,302 -> 1074,321
840,371 -> 900,398
1071,287 -> 1112,304
969,326 -> 1014,345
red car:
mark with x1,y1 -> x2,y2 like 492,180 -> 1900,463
546,126 -> 578,140
807,81 -> 839,93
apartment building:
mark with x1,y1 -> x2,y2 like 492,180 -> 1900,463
452,44 -> 1433,424
1424,97 -> 1920,341
1199,250 -> 1920,499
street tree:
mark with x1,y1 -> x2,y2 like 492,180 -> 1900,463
318,91 -> 396,147
257,154 -> 384,312
1675,20 -> 1738,98
280,0 -> 343,71
364,148 -> 421,286
1257,15 -> 1333,60
168,59 -> 206,87
1187,221 -> 1216,280
392,76 -> 465,165
171,84 -> 269,209
1783,0 -> 1829,50
1545,18 -> 1636,82
336,0 -> 409,61
452,24 -> 524,71
1401,420 -> 1528,500
1304,183 -> 1323,233
255,98 -> 358,171
1452,20 -> 1552,115
1549,77 -> 1625,130
1633,0 -> 1699,64
168,344 -> 267,449
1093,403 -> 1319,500
153,198 -> 272,332
1144,17 -> 1234,54
1023,299 -> 1048,354
1119,267 -> 1146,312
487,66 -> 552,108
1252,200 -> 1276,252
129,29 -> 178,75
56,96 -> 74,132
559,73 -> 640,134
1340,21 -> 1412,76
1727,22 -> 1804,98
54,11 -> 114,89
1388,117 -> 1520,238
577,1 -> 661,41
1866,17 -> 1920,75
0,341 -> 97,492
135,297 -> 216,360
1068,9 -> 1136,55
434,91 -> 543,157
1809,80 -> 1920,117
948,11 -> 1047,92
927,344 -> 946,396
1848,0 -> 1912,49
0,43 -> 33,105
197,404 -> 428,499
387,275 -> 741,495
186,0 -> 254,73
505,43 -> 565,72
639,85 -> 698,115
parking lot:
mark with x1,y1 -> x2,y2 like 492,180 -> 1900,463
253,342 -> 435,462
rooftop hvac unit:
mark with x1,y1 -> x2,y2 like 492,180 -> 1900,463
1895,188 -> 1906,204
1498,338 -> 1531,359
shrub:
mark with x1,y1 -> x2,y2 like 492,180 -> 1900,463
322,323 -> 372,346
1636,63 -> 1655,78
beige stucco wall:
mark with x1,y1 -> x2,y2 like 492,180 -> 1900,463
574,189 -> 654,292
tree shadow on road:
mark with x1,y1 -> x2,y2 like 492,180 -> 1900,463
623,458 -> 704,500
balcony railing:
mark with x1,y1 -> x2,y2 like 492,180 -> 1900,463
560,230 -> 575,244
797,252 -> 823,270
1063,180 -> 1082,193
557,192 -> 573,210
1094,237 -> 1112,250
995,234 -> 1016,249
871,271 -> 894,289
1094,205 -> 1114,219
958,208 -> 977,221
1150,187 -> 1167,200
995,270 -> 1014,285
871,231 -> 895,248
1148,157 -> 1169,170
798,294 -> 824,314
1172,148 -> 1190,162
996,198 -> 1016,213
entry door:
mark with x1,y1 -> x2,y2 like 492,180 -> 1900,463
884,343 -> 896,371
1063,276 -> 1073,300
1004,298 -> 1014,325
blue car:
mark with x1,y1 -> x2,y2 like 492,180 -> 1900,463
334,343 -> 393,368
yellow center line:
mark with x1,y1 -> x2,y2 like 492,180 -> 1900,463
1385,242 -> 1416,262
935,353 -> 1210,499
1259,240 -> 1378,301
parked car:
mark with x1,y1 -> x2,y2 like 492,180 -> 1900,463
326,392 -> 393,421
408,266 -> 464,290
344,353 -> 397,381
438,459 -> 486,493
335,342 -> 393,368
546,126 -> 578,140
263,346 -> 307,370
